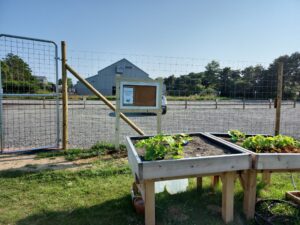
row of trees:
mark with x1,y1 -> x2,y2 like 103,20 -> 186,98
164,52 -> 300,99
0,54 -> 64,93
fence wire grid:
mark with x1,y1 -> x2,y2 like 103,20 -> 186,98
0,35 -> 299,151
0,35 -> 59,152
66,50 -> 300,149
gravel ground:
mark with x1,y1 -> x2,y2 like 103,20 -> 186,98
1,100 -> 300,151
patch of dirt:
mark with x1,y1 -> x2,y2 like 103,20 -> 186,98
183,136 -> 232,158
0,154 -> 98,172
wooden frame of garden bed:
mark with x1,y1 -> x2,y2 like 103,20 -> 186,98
125,132 -> 252,225
206,132 -> 300,220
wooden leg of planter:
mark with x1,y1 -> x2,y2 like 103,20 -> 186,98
196,177 -> 202,190
144,180 -> 155,225
262,171 -> 271,185
211,175 -> 220,192
243,170 -> 257,219
221,172 -> 235,224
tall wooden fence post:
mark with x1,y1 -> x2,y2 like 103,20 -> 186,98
115,75 -> 121,149
61,41 -> 68,149
43,97 -> 46,109
83,96 -> 86,109
157,78 -> 163,134
275,62 -> 283,136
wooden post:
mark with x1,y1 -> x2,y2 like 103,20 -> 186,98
61,41 -> 68,149
262,171 -> 271,185
215,99 -> 218,109
185,99 -> 187,109
156,78 -> 163,134
43,97 -> 46,109
83,96 -> 86,109
211,175 -> 220,192
243,170 -> 257,219
275,62 -> 283,135
294,99 -> 296,108
196,177 -> 202,191
144,180 -> 155,225
115,75 -> 121,149
221,172 -> 235,223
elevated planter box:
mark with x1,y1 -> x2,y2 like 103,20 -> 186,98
286,191 -> 300,205
205,132 -> 300,221
206,133 -> 300,171
126,132 -> 252,182
125,132 -> 252,225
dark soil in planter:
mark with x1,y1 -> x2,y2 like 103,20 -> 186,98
182,136 -> 232,157
135,135 -> 233,161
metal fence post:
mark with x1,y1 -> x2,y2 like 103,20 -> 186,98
269,99 -> 272,109
275,62 -> 283,136
243,98 -> 246,110
61,41 -> 69,149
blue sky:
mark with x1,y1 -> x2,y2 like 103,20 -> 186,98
1,0 -> 300,76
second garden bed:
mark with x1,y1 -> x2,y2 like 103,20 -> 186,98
206,132 -> 300,170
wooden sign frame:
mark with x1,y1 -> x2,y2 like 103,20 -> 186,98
115,75 -> 163,148
119,81 -> 161,111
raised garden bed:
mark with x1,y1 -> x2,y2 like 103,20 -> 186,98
206,132 -> 300,170
286,191 -> 300,205
126,132 -> 252,181
126,132 -> 252,225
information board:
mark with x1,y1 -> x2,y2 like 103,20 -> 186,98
119,81 -> 161,110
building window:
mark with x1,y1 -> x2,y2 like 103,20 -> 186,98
116,66 -> 124,74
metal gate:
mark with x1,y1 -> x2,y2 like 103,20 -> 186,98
0,34 -> 59,153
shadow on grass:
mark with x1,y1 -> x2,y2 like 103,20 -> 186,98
0,164 -> 130,180
15,187 -> 253,225
16,195 -> 144,225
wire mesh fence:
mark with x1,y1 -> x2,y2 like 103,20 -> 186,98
0,34 -> 299,151
0,34 -> 59,152
66,49 -> 300,149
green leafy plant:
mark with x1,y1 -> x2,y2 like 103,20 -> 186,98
135,134 -> 192,161
242,135 -> 300,153
228,130 -> 246,143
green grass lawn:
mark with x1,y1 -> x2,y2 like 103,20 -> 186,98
0,147 -> 299,225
